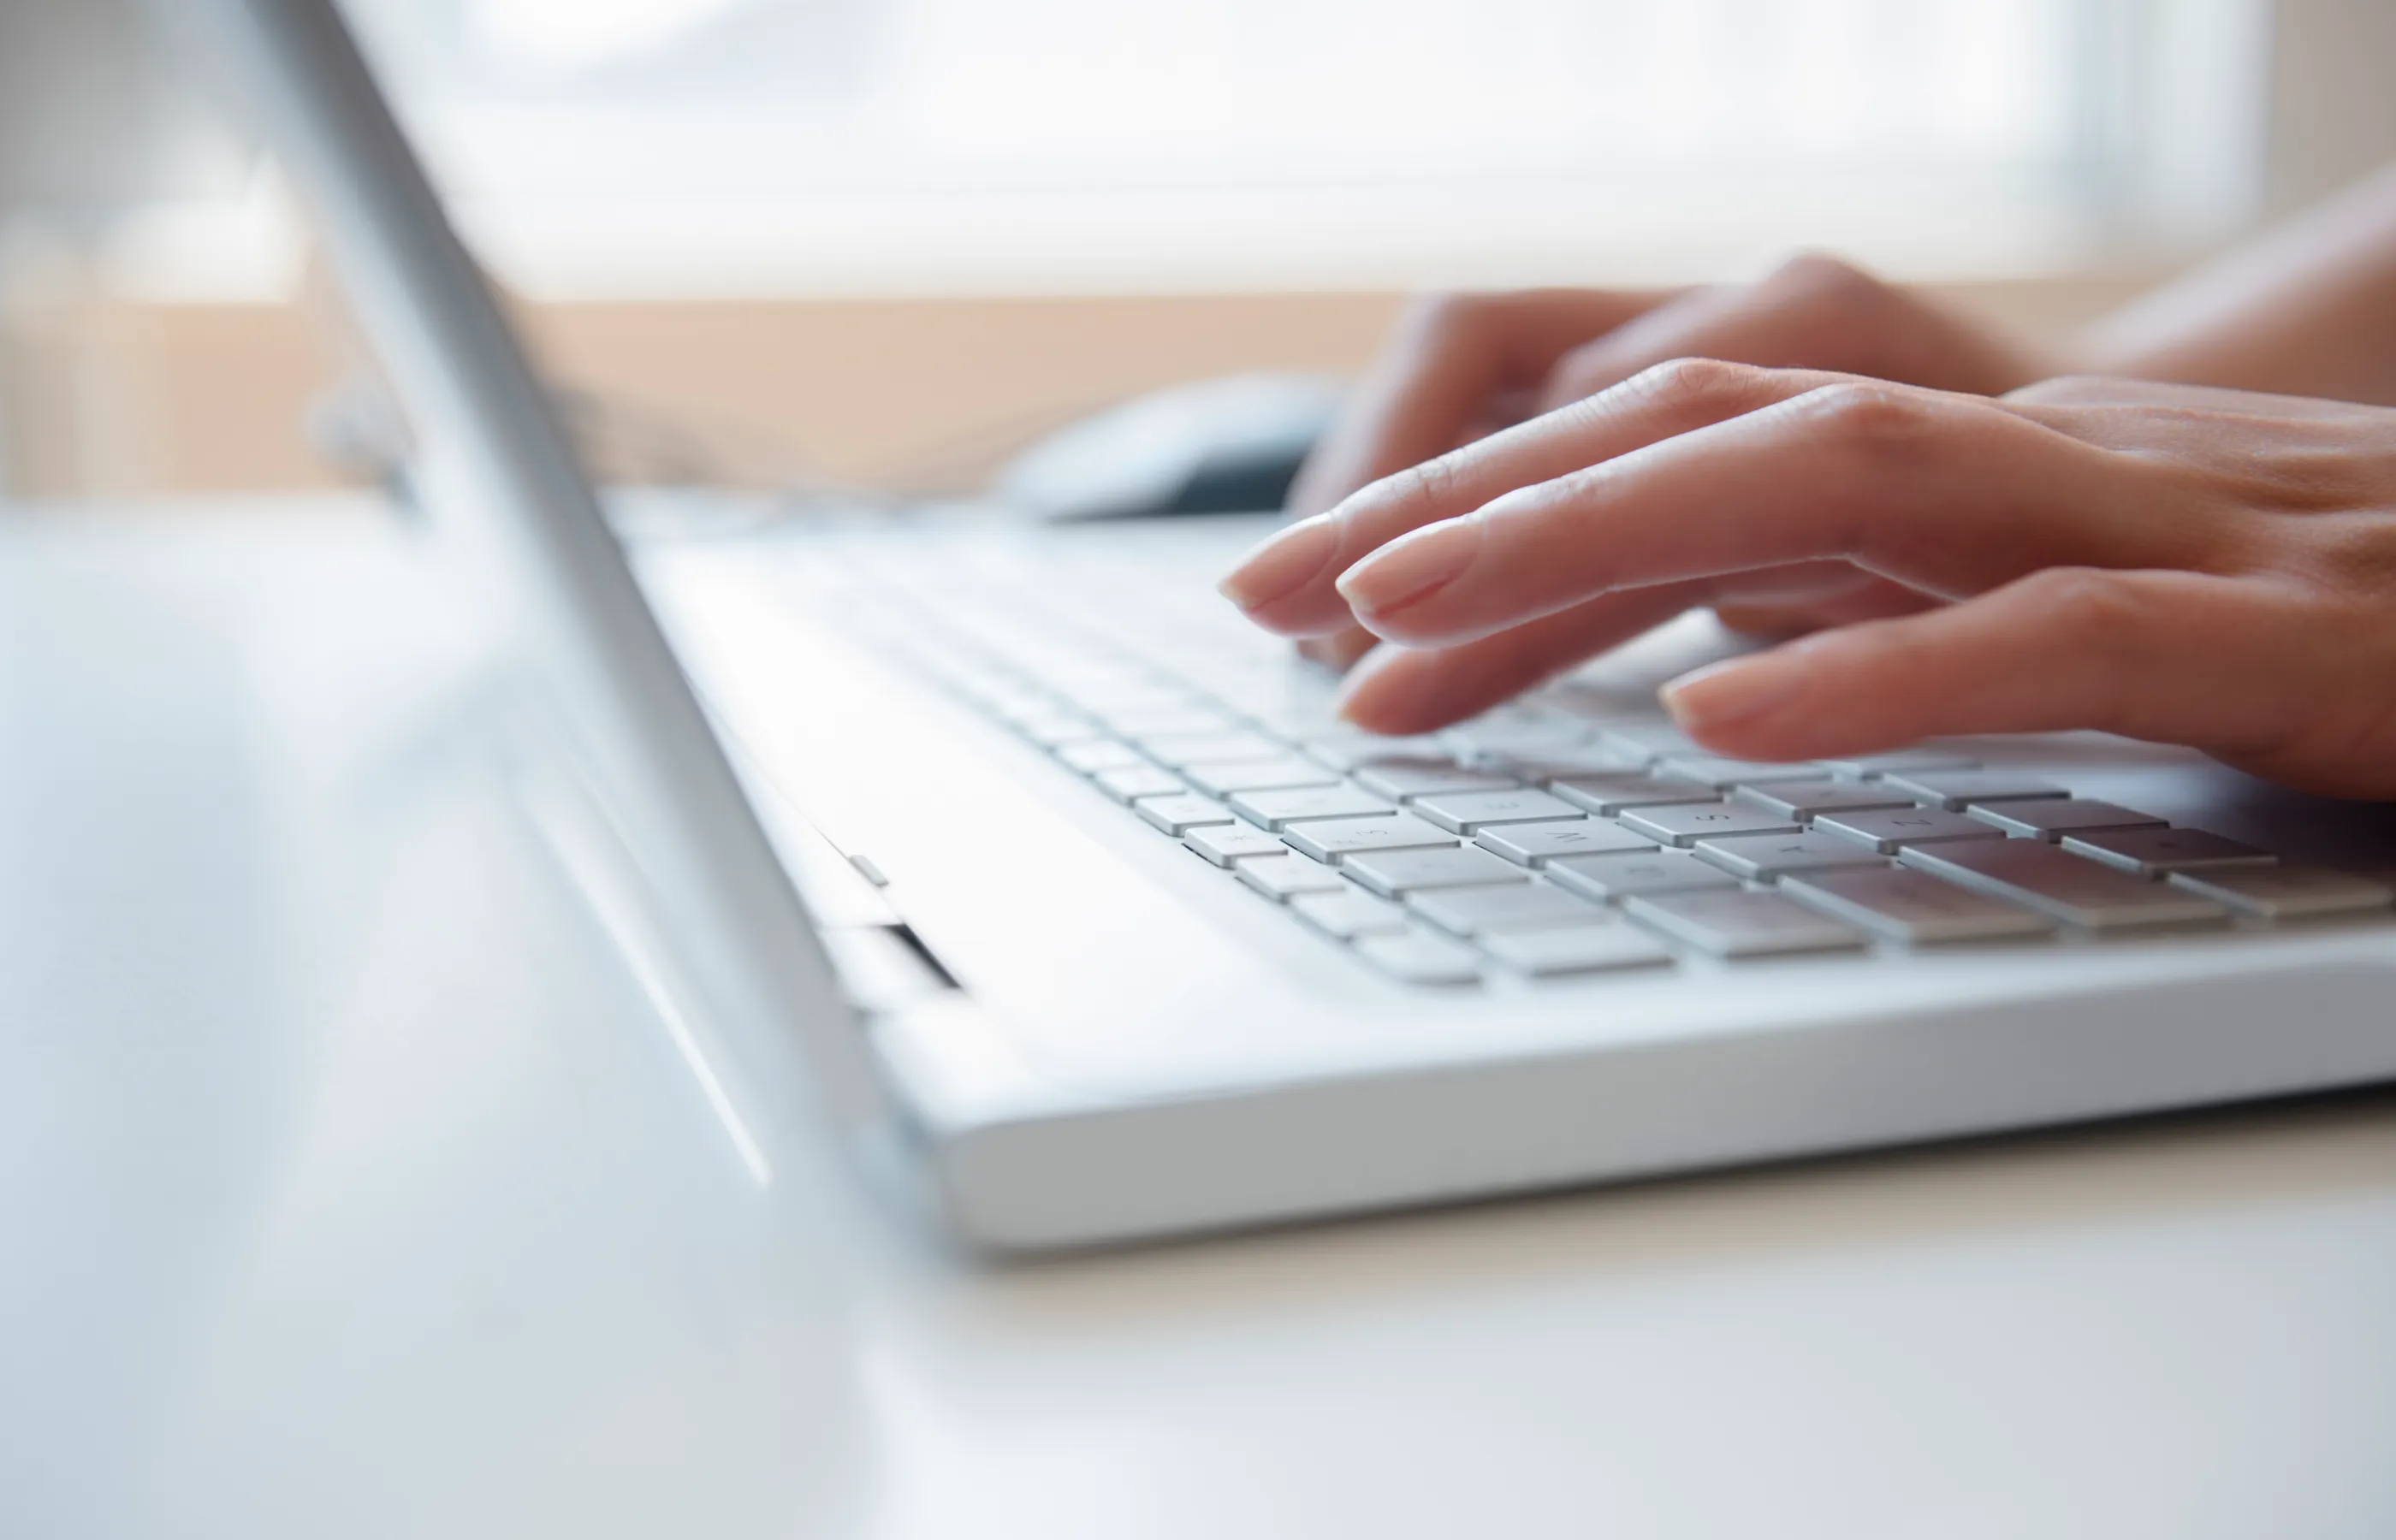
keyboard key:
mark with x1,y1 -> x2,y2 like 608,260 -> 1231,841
1812,807 -> 2006,854
1547,774 -> 1721,817
1898,840 -> 2228,928
1059,680 -> 1201,714
1238,700 -> 1348,737
1877,770 -> 2069,810
1619,803 -> 1800,847
1284,813 -> 1461,862
1967,799 -> 2169,841
1782,867 -> 2054,944
1093,765 -> 1185,803
1409,788 -> 1586,833
1408,881 -> 1610,936
1296,732 -> 1454,770
1355,759 -> 1523,801
1011,711 -> 1106,747
1343,844 -> 1529,897
1441,719 -> 1595,761
2166,864 -> 2396,920
1481,923 -> 1675,976
1474,818 -> 1657,866
1132,793 -> 1238,835
1813,749 -> 1981,779
1183,821 -> 1292,866
1098,705 -> 1241,737
1135,730 -> 1294,767
1290,889 -> 1411,939
1730,779 -> 1918,820
1235,853 -> 1350,900
1181,756 -> 1342,797
1352,932 -> 1483,986
977,684 -> 1059,720
2060,826 -> 2279,878
1593,721 -> 1701,761
1490,746 -> 1651,782
1623,890 -> 1867,957
1054,738 -> 1147,774
1653,755 -> 1826,791
1693,829 -> 1892,880
1546,849 -> 1743,902
1229,785 -> 1397,830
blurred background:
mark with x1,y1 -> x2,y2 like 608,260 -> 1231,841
2,0 -> 2393,504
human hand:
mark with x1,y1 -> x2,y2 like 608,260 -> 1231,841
1284,258 -> 2055,665
1223,364 -> 2396,799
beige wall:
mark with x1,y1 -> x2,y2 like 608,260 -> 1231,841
0,278 -> 2157,501
0,288 -> 1411,499
2264,0 -> 2396,218
7,1 -> 2396,502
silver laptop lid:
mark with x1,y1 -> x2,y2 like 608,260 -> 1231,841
177,0 -> 866,1163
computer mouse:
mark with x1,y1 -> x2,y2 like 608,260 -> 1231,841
993,372 -> 1347,521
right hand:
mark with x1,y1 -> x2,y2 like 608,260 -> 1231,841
1229,366 -> 2396,799
1284,255 -> 2058,668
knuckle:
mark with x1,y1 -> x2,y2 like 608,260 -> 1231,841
2012,568 -> 2162,734
2298,515 -> 2396,599
1621,355 -> 1764,416
2021,567 -> 2148,653
1398,289 -> 1495,346
1791,381 -> 1941,455
1547,338 -> 1614,402
2238,442 -> 2386,515
2002,373 -> 2114,408
1371,448 -> 1467,517
1763,252 -> 1884,309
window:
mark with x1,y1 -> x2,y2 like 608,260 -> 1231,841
156,0 -> 2286,298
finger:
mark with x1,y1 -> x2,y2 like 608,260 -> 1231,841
1285,288 -> 1669,520
1223,358 -> 1834,636
1702,560 -> 1895,609
1539,253 -> 2040,412
1657,567 -> 2334,768
1711,575 -> 1942,639
2006,373 -> 2380,420
1335,374 -> 2221,649
1339,562 -> 1936,724
1337,563 -> 1930,730
1333,582 -> 1712,735
1298,625 -> 1379,672
1272,290 -> 1665,672
1335,560 -> 1923,724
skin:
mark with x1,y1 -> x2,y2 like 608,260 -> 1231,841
1225,162 -> 2396,797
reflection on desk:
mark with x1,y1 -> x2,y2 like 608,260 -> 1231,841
4,498 -> 2393,1540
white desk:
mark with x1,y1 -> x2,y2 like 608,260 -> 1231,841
7,499 -> 2395,1540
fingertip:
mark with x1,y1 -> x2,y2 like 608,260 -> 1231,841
1298,627 -> 1380,672
1663,628 -> 1948,762
1218,513 -> 1343,619
1328,650 -> 1409,732
1330,648 -> 1453,736
1658,650 -> 1818,756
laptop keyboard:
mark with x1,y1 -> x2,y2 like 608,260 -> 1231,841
793,527 -> 2396,986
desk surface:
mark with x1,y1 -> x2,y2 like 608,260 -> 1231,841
6,500 -> 2394,1540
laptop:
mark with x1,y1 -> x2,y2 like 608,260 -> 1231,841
197,0 -> 2396,1252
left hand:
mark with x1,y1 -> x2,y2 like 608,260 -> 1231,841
1280,261 -> 2052,666
1219,362 -> 2396,799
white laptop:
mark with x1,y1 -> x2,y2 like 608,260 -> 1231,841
199,0 -> 2396,1252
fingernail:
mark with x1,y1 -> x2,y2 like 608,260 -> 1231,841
1336,516 -> 1482,619
1659,654 -> 1805,734
1219,516 -> 1341,613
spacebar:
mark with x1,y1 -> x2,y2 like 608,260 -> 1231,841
1897,839 -> 2227,928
